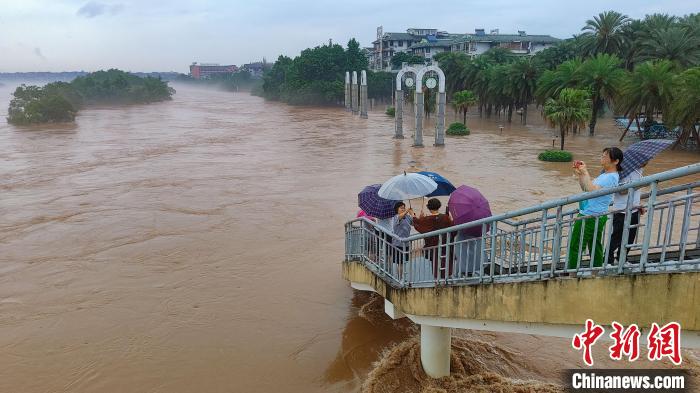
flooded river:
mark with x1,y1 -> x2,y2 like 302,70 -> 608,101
0,83 -> 698,392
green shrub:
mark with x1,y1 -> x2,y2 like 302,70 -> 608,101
385,106 -> 395,117
446,122 -> 470,135
538,150 -> 573,162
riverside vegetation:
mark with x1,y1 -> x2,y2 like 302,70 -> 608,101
7,69 -> 174,125
259,11 -> 699,150
259,39 -> 394,105
433,11 -> 700,149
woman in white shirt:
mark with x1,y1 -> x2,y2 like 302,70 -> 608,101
608,162 -> 647,264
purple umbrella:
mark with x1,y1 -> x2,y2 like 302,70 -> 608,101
448,185 -> 492,237
358,184 -> 400,219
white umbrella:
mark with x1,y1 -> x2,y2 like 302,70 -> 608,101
378,172 -> 438,200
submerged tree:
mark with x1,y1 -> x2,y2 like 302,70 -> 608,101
616,60 -> 675,123
543,88 -> 592,150
578,54 -> 626,135
508,58 -> 541,124
7,70 -> 173,125
7,84 -> 77,125
666,67 -> 700,147
451,90 -> 477,126
535,59 -> 583,104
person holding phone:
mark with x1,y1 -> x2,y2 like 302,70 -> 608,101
390,202 -> 415,276
568,147 -> 623,270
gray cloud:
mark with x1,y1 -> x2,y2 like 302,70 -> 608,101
76,2 -> 124,18
34,47 -> 46,60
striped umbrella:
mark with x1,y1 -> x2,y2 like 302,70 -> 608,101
358,184 -> 399,219
621,140 -> 674,179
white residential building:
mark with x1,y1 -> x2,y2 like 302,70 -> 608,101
369,26 -> 561,70
371,28 -> 451,71
449,29 -> 560,57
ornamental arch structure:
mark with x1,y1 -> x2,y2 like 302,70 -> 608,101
394,65 -> 419,140
415,64 -> 446,147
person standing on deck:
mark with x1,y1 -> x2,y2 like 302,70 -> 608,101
608,163 -> 646,263
568,147 -> 623,269
413,198 -> 454,279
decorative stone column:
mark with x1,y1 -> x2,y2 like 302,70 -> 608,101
351,71 -> 359,115
360,70 -> 368,119
414,88 -> 424,147
435,91 -> 446,146
395,92 -> 404,139
345,72 -> 351,111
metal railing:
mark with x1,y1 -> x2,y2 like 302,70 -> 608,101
345,163 -> 700,288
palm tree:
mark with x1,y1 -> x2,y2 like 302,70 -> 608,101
543,88 -> 592,150
679,13 -> 700,37
465,57 -> 493,116
433,52 -> 470,97
641,13 -> 678,32
578,53 -> 626,135
452,90 -> 477,126
616,60 -> 675,123
666,67 -> 700,147
509,58 -> 541,124
485,65 -> 510,119
535,59 -> 583,104
481,47 -> 514,64
581,11 -> 631,56
636,27 -> 700,69
620,19 -> 644,70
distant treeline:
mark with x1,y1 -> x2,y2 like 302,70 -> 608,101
175,71 -> 262,92
7,69 -> 175,125
0,71 -> 181,83
258,38 -> 394,105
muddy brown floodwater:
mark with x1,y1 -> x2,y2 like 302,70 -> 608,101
0,83 -> 698,393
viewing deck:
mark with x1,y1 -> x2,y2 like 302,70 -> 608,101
343,163 -> 700,377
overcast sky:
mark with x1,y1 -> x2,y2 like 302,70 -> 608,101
0,0 -> 697,72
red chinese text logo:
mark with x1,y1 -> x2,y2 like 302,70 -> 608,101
647,322 -> 682,365
573,320 -> 682,366
572,319 -> 605,366
609,322 -> 640,361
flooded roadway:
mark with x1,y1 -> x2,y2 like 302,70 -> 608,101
0,83 -> 698,392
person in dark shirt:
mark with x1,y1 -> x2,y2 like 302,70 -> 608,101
413,198 -> 454,280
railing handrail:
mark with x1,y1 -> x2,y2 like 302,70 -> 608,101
348,163 -> 700,242
501,180 -> 700,227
